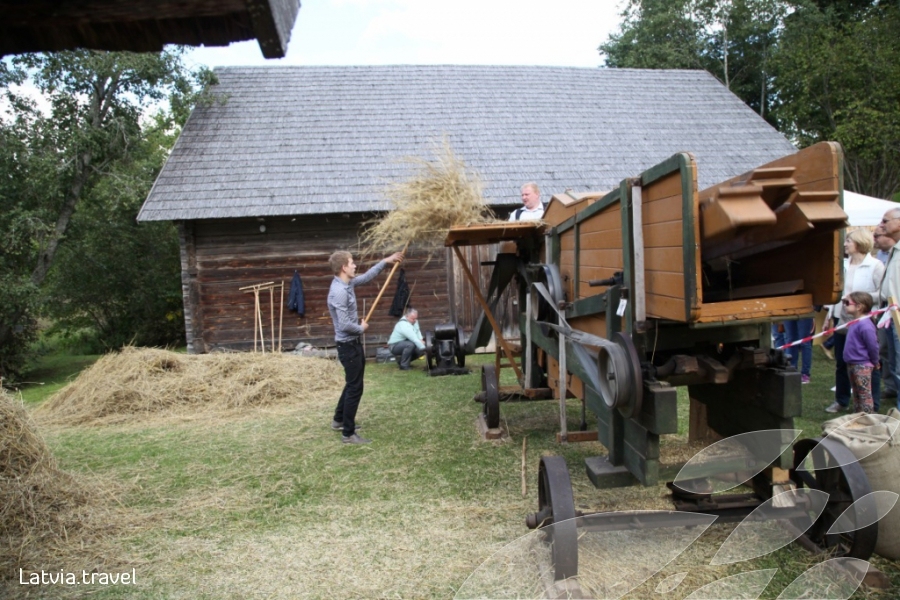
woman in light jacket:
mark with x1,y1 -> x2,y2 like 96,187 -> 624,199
826,228 -> 885,413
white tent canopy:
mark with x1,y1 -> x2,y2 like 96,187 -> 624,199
844,190 -> 898,226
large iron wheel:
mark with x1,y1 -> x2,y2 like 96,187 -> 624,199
480,363 -> 500,428
525,456 -> 579,581
456,325 -> 466,368
790,437 -> 877,560
424,331 -> 434,370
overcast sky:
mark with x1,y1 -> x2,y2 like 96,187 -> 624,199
182,0 -> 625,70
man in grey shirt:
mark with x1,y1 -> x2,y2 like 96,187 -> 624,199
879,208 -> 900,406
328,250 -> 403,444
874,228 -> 897,402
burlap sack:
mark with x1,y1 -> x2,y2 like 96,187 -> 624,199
822,409 -> 900,559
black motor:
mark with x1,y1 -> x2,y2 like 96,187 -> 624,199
425,322 -> 469,376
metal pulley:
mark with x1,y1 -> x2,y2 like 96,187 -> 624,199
596,332 -> 643,418
530,264 -> 564,323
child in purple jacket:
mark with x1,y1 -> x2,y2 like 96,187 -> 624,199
842,291 -> 880,413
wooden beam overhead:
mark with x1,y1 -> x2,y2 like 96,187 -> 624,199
0,0 -> 301,59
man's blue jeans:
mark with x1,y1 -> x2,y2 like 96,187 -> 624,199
783,318 -> 813,377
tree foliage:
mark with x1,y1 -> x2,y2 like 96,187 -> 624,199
599,0 -> 784,122
43,114 -> 187,351
0,49 -> 214,379
599,0 -> 900,199
772,0 -> 900,198
600,0 -> 709,71
0,126 -> 42,376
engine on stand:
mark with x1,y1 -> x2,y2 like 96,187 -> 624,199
424,322 -> 469,376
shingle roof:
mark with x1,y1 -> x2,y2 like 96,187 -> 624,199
137,65 -> 796,222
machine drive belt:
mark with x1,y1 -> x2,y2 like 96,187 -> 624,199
531,282 -> 616,350
534,281 -> 642,416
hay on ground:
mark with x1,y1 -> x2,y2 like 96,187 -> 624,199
35,346 -> 344,426
0,388 -> 100,581
361,137 -> 498,255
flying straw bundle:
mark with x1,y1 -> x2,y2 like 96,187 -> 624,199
361,138 -> 498,255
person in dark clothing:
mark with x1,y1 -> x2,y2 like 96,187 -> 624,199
388,268 -> 411,318
874,229 -> 897,401
327,250 -> 403,444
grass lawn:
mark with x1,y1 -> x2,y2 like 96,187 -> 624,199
8,346 -> 899,599
14,352 -> 101,404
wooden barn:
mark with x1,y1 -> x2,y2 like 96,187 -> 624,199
0,0 -> 301,58
136,65 -> 798,355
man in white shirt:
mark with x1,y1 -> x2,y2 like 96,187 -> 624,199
508,182 -> 544,221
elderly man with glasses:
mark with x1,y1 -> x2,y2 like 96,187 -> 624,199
874,227 -> 897,400
878,209 -> 900,407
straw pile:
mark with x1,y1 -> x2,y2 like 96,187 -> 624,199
0,388 -> 96,581
361,137 -> 498,254
36,347 -> 344,426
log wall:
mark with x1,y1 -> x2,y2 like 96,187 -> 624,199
178,215 -> 453,355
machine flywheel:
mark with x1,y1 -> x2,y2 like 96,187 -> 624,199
596,332 -> 643,418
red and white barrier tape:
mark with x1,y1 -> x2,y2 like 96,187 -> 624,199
775,304 -> 898,351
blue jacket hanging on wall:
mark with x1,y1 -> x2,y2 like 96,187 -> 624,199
287,270 -> 305,316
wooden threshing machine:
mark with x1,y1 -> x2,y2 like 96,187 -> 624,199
447,143 -> 883,573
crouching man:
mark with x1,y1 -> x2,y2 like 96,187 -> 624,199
388,308 -> 425,370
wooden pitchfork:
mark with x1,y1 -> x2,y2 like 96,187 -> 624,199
363,242 -> 409,323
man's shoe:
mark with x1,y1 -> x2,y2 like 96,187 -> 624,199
331,420 -> 361,431
398,365 -> 411,371
342,433 -> 371,445
883,390 -> 898,400
825,401 -> 844,414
